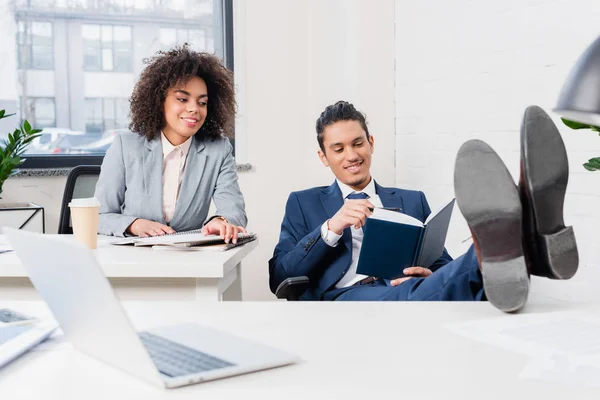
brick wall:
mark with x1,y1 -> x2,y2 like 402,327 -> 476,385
395,0 -> 600,294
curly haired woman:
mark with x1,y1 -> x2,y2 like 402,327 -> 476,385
95,45 -> 247,242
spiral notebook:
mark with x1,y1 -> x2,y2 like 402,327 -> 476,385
111,229 -> 256,247
152,234 -> 257,252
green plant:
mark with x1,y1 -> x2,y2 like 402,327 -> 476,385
0,109 -> 42,198
561,118 -> 600,171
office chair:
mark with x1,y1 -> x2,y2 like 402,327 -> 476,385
58,165 -> 101,234
275,276 -> 310,301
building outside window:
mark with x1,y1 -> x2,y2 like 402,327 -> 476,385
85,98 -> 129,133
0,0 -> 229,167
82,24 -> 133,72
17,21 -> 53,70
20,97 -> 56,128
160,27 -> 208,52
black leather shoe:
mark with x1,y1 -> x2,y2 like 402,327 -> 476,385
519,105 -> 578,280
455,140 -> 529,312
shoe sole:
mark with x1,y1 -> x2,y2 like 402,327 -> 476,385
455,140 -> 529,312
520,106 -> 579,279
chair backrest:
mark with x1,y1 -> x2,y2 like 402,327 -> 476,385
58,165 -> 101,234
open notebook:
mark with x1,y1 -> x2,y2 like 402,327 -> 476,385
356,198 -> 455,280
152,234 -> 257,252
111,229 -> 257,249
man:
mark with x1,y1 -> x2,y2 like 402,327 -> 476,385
269,101 -> 578,312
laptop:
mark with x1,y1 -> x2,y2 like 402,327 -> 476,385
4,228 -> 298,388
1,310 -> 57,369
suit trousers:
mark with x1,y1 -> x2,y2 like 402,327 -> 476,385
322,245 -> 484,301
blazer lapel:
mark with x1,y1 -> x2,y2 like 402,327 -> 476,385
171,136 -> 206,225
320,182 -> 352,251
375,181 -> 404,211
142,137 -> 165,223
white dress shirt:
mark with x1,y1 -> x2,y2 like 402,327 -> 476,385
320,178 -> 383,288
161,132 -> 192,223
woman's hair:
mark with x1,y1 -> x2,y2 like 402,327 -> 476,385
129,45 -> 235,140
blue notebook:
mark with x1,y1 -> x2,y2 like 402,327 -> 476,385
356,199 -> 455,280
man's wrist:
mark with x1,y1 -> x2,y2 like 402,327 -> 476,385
321,220 -> 342,247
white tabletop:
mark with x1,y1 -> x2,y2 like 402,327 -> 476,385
1,300 -> 599,399
0,235 -> 258,278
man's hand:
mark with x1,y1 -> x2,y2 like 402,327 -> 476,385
390,266 -> 432,286
328,199 -> 375,234
127,219 -> 175,237
201,218 -> 247,243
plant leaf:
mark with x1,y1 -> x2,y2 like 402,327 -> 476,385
562,119 -> 591,129
561,118 -> 600,131
583,157 -> 600,171
0,110 -> 40,185
0,110 -> 15,120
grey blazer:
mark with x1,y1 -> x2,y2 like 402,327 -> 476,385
95,131 -> 246,237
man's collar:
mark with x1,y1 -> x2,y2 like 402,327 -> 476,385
336,177 -> 376,199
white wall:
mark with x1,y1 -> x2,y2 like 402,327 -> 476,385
2,0 -> 397,301
235,0 -> 396,300
395,0 -> 600,297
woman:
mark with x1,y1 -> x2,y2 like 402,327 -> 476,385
95,45 -> 247,243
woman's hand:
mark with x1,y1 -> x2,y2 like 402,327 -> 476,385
201,218 -> 247,243
127,219 -> 175,237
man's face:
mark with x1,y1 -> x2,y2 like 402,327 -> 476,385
318,120 -> 374,191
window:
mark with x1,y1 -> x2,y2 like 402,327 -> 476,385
17,21 -> 53,70
85,98 -> 129,133
20,97 -> 56,129
82,24 -> 133,72
0,0 -> 233,168
160,28 -> 209,52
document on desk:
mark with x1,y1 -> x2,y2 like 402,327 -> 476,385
445,310 -> 600,362
446,310 -> 600,387
519,354 -> 600,388
0,235 -> 12,254
111,230 -> 256,247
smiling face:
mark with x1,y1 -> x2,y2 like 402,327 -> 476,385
318,120 -> 375,191
162,76 -> 208,145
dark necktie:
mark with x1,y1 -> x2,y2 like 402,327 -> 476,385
346,192 -> 370,200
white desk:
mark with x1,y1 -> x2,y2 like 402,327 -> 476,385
1,300 -> 599,399
0,235 -> 258,302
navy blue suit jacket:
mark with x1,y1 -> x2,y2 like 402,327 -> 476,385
269,181 -> 453,300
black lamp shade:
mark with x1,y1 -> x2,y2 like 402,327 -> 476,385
555,35 -> 600,126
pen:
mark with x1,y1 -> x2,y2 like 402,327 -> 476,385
368,207 -> 403,212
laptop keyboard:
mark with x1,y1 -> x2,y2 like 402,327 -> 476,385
0,309 -> 32,323
0,325 -> 33,345
139,331 -> 235,377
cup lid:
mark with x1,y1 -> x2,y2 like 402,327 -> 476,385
68,197 -> 101,207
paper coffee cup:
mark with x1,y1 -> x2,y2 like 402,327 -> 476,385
68,197 -> 101,249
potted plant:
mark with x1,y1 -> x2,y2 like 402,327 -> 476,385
562,118 -> 600,171
0,109 -> 45,233
0,109 -> 42,197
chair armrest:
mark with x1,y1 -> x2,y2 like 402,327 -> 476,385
275,276 -> 310,301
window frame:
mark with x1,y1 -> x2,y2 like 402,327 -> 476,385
81,23 -> 133,73
20,96 -> 57,129
21,0 -> 234,169
17,20 -> 54,71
